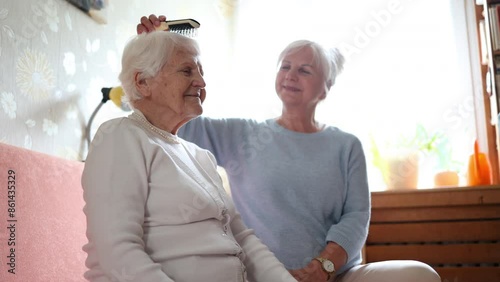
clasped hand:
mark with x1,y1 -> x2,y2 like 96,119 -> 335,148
289,260 -> 332,282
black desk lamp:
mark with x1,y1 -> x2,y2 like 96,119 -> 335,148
85,86 -> 129,148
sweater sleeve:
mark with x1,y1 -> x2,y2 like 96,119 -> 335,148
230,212 -> 297,282
177,116 -> 223,154
82,120 -> 174,282
325,137 -> 371,268
177,116 -> 245,167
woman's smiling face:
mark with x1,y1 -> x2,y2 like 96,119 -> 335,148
275,46 -> 326,108
147,48 -> 206,120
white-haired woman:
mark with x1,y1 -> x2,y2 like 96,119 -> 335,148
138,15 -> 441,282
82,31 -> 297,282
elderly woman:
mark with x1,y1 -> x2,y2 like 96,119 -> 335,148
82,31 -> 297,282
137,15 -> 442,282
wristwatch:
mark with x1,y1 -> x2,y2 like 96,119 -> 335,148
314,257 -> 336,281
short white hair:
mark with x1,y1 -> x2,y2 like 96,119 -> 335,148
277,40 -> 345,93
118,31 -> 200,103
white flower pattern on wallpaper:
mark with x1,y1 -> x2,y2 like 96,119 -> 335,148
0,92 -> 16,119
16,49 -> 55,101
86,38 -> 100,53
65,11 -> 72,31
24,135 -> 32,149
42,118 -> 58,136
63,52 -> 76,76
67,84 -> 77,92
0,8 -> 9,56
0,8 -> 7,21
41,32 -> 49,45
25,119 -> 36,128
2,25 -> 14,44
46,10 -> 59,33
0,8 -> 12,58
107,50 -> 119,73
66,105 -> 78,119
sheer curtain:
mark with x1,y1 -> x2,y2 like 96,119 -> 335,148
199,0 -> 477,190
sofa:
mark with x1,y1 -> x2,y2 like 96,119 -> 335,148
0,142 -> 87,281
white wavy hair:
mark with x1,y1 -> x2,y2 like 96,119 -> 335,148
118,31 -> 200,103
277,40 -> 345,94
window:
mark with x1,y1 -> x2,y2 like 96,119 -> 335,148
198,0 -> 482,191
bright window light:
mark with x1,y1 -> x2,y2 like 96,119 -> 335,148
199,0 -> 477,190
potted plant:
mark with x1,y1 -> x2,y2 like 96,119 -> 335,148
370,134 -> 420,190
370,124 -> 457,190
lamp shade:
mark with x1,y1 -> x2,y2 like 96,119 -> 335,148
109,87 -> 124,108
100,86 -> 128,110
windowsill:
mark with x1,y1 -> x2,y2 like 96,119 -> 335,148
370,185 -> 500,209
371,184 -> 500,194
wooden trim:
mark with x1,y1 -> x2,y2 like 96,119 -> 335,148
370,186 -> 500,208
367,220 -> 500,243
370,205 -> 500,222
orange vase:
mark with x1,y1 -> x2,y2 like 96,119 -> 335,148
467,140 -> 492,186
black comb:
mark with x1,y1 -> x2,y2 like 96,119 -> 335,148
156,19 -> 200,38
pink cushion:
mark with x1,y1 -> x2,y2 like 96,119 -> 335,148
0,143 -> 87,281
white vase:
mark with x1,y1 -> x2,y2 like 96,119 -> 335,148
384,150 -> 420,190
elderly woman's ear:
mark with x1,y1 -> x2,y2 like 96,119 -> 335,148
135,72 -> 152,98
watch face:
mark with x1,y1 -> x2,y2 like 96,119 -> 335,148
323,260 -> 335,272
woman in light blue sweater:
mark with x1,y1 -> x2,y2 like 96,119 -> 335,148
138,15 -> 441,282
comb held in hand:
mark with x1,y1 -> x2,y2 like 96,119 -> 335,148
156,19 -> 200,38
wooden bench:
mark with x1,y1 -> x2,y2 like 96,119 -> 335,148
365,186 -> 500,282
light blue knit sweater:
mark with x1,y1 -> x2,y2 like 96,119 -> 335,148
178,117 -> 370,274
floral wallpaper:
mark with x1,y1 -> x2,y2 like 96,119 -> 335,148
0,0 -> 234,161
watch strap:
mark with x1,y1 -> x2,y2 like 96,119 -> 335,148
314,257 -> 334,281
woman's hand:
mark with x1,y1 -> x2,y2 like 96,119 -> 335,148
289,260 -> 332,282
137,14 -> 167,34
